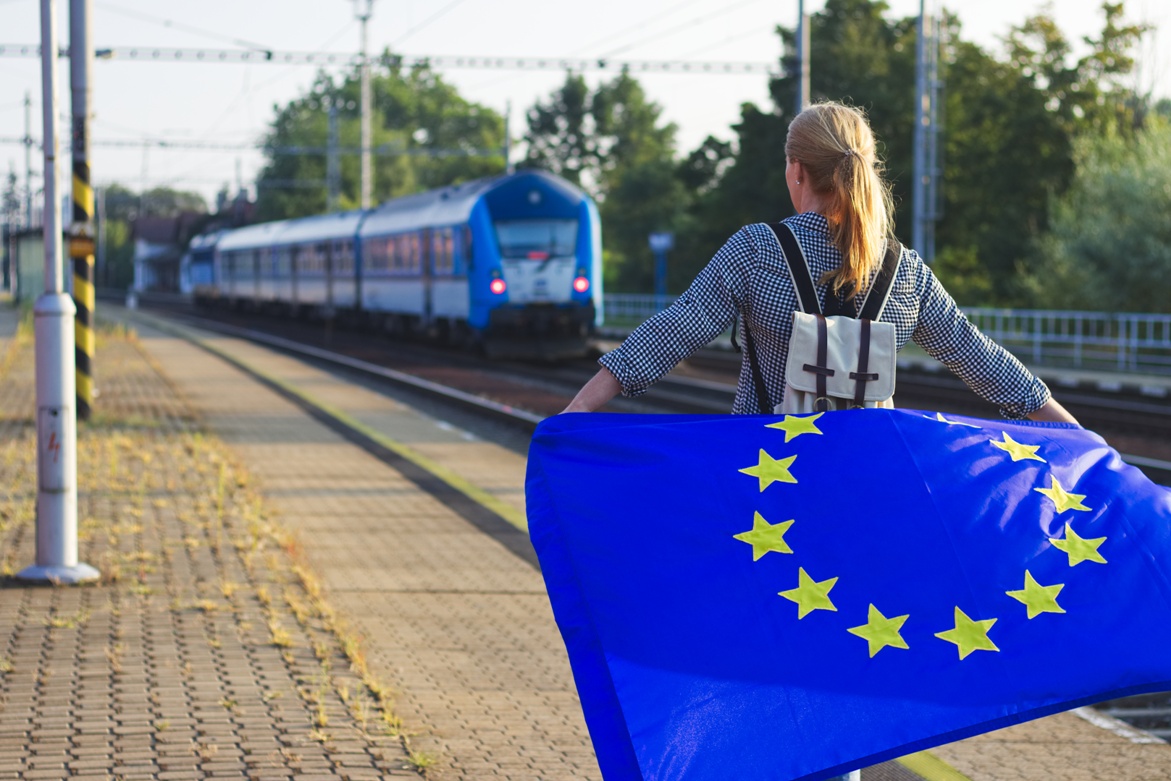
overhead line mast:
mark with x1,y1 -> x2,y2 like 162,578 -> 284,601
353,0 -> 374,210
70,0 -> 95,422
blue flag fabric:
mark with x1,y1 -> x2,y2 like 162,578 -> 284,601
526,409 -> 1171,781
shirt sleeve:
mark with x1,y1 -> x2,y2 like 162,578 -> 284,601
599,229 -> 750,397
910,258 -> 1051,419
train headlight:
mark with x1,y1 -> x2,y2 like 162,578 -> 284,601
490,278 -> 507,295
572,276 -> 590,293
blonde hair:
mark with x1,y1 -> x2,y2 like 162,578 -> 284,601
784,101 -> 895,296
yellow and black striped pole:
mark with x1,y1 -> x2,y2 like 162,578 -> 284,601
70,169 -> 94,421
70,0 -> 94,421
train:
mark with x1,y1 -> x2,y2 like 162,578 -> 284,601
189,170 -> 603,358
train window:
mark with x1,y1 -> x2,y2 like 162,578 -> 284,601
432,228 -> 455,276
409,233 -> 421,274
463,226 -> 474,271
495,219 -> 578,260
333,240 -> 348,273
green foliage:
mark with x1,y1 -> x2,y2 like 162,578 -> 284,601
676,0 -> 1146,304
91,183 -> 205,290
935,37 -> 1070,303
1005,3 -> 1148,139
256,58 -> 506,221
1018,119 -> 1171,312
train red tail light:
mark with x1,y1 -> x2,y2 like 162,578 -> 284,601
490,278 -> 507,295
573,276 -> 590,293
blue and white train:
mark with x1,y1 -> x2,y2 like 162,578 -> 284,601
192,170 -> 603,357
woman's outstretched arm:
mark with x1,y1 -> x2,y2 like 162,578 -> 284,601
1026,397 -> 1079,425
561,368 -> 622,413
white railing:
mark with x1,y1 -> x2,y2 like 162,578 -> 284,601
602,295 -> 1171,376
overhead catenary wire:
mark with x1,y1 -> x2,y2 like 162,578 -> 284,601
0,43 -> 775,74
94,1 -> 274,53
393,0 -> 471,46
565,0 -> 710,56
596,0 -> 771,59
0,134 -> 501,158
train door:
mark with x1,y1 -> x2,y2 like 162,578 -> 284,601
324,241 -> 334,315
421,227 -> 433,330
290,245 -> 299,308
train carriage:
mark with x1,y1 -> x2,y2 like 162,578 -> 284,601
201,170 -> 601,357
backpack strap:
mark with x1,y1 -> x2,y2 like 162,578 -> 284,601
767,223 -> 821,315
857,241 -> 903,321
742,323 -> 772,415
802,314 -> 835,412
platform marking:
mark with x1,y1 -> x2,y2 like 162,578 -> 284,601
1072,706 -> 1165,744
895,750 -> 973,781
127,311 -> 529,533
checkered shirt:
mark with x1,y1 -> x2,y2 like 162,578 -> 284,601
599,213 -> 1051,418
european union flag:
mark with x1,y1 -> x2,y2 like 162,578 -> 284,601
525,409 -> 1171,781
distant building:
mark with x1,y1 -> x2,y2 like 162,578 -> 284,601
131,212 -> 205,293
133,189 -> 257,293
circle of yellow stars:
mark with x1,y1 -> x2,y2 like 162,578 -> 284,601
730,412 -> 1108,660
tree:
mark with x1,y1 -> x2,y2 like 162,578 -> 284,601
1005,3 -> 1148,139
256,59 -> 506,221
684,0 -> 1147,305
1018,118 -> 1171,312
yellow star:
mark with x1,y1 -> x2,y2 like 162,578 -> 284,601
778,567 -> 838,618
990,432 -> 1046,463
1050,522 -> 1107,566
766,413 -> 824,443
847,604 -> 910,657
732,512 -> 794,561
1006,570 -> 1066,618
934,607 -> 999,660
738,450 -> 798,491
1034,476 -> 1090,514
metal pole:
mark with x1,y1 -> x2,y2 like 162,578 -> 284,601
795,0 -> 810,115
327,98 -> 340,212
912,0 -> 929,258
96,184 -> 105,286
24,91 -> 33,228
356,0 -> 373,210
70,0 -> 95,421
20,0 -> 99,585
503,100 -> 514,175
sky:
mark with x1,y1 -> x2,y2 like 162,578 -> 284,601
0,0 -> 1167,210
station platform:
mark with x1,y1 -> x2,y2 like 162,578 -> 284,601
1,298 -> 1170,781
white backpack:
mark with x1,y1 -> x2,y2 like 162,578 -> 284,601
742,222 -> 902,415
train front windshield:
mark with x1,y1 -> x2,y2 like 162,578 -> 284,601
495,220 -> 578,260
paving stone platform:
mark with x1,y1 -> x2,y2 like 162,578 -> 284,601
3,299 -> 1171,781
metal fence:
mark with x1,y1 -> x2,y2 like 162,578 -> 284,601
603,295 -> 1171,376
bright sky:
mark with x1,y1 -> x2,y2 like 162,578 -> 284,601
0,0 -> 1167,208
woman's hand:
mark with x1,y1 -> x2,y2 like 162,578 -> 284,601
561,368 -> 622,413
1027,398 -> 1079,425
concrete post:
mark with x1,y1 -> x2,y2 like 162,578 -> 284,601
19,0 -> 100,585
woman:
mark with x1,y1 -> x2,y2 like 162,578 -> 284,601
562,101 -> 1076,781
563,101 -> 1077,427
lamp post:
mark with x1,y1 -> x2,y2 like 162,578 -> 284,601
353,0 -> 374,210
19,0 -> 99,584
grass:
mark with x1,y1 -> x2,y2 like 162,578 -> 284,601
0,323 -> 437,777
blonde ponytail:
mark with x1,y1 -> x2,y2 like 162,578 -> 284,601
784,102 -> 895,296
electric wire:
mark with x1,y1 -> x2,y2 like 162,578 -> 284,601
567,0 -> 709,56
94,1 -> 273,53
597,0 -> 770,59
393,0 -> 472,46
